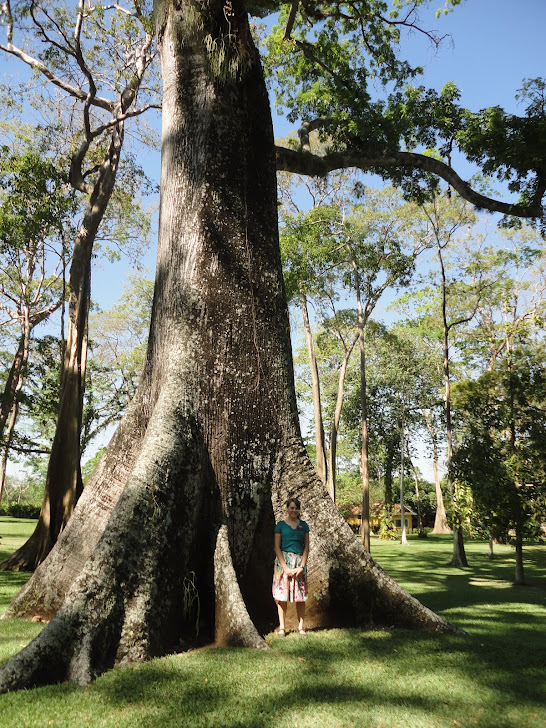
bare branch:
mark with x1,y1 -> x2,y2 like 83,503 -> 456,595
30,2 -> 76,56
0,41 -> 112,110
89,103 -> 161,138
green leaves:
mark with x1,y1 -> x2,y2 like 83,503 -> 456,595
0,144 -> 76,256
264,0 -> 423,128
452,345 -> 546,541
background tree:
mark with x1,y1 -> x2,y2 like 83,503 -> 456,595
452,345 -> 546,584
0,0 -> 157,570
0,142 -> 76,505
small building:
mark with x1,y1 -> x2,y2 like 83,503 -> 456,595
346,502 -> 417,533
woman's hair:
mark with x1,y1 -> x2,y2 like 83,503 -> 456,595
286,497 -> 301,509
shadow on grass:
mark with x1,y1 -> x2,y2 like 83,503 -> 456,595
77,626 -> 546,728
0,570 -> 32,614
88,652 -> 447,728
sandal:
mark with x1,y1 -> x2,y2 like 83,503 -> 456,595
298,629 -> 307,636
276,629 -> 286,637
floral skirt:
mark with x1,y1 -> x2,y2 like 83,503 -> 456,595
272,551 -> 308,603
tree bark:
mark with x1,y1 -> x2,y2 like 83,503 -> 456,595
384,444 -> 395,508
0,401 -> 19,504
0,332 -> 28,507
488,537 -> 494,560
0,303 -> 55,507
301,293 -> 328,491
0,1 -> 460,693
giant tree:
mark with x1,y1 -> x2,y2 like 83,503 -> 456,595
1,0 -> 545,692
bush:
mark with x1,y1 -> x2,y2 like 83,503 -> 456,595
378,509 -> 398,541
0,502 -> 40,519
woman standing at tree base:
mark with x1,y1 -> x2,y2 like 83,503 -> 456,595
273,497 -> 310,635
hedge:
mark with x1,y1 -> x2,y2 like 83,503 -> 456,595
0,502 -> 41,519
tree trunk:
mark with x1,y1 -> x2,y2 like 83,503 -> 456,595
384,444 -> 395,508
0,126 -> 123,572
300,293 -> 328,491
327,336 -> 357,503
0,334 -> 26,439
348,258 -> 370,551
422,410 -> 451,535
438,245 -> 468,568
514,526 -> 525,585
0,332 -> 28,508
0,401 -> 19,505
399,419 -> 408,545
408,451 -> 424,538
0,2 -> 460,693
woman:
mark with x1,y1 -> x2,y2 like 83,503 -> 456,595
272,497 -> 310,636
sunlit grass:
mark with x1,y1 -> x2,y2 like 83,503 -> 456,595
0,521 -> 544,728
0,517 -> 43,667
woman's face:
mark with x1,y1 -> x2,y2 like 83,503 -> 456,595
287,501 -> 300,519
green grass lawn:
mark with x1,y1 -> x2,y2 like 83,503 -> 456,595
0,519 -> 544,728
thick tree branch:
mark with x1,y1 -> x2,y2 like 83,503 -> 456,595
283,0 -> 300,40
275,146 -> 545,219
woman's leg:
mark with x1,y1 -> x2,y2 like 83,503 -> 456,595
296,601 -> 305,633
276,600 -> 287,632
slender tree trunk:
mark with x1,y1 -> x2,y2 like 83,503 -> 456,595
327,336 -> 357,503
346,250 -> 370,551
0,401 -> 19,505
422,411 -> 451,534
506,353 -> 526,586
0,311 -> 34,507
438,245 -> 467,567
384,445 -> 395,508
408,451 -> 424,537
399,418 -> 408,545
301,293 -> 327,491
488,537 -> 494,560
0,2 -> 460,693
514,526 -> 525,585
0,335 -> 26,439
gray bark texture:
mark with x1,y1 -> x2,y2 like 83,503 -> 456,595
0,0 -> 460,694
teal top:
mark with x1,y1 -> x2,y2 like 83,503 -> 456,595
274,519 -> 309,555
